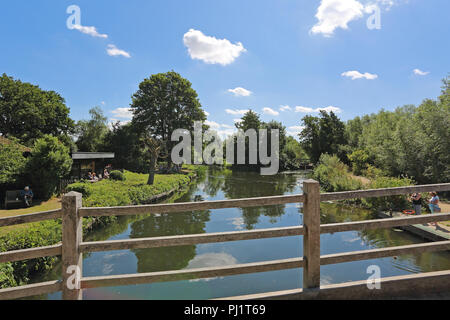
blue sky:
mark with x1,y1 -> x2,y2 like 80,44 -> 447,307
1,0 -> 448,137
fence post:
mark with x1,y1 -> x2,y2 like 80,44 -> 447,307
61,191 -> 83,300
302,179 -> 321,291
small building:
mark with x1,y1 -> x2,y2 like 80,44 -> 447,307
70,152 -> 115,179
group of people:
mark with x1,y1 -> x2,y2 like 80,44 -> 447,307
87,167 -> 111,182
410,191 -> 441,215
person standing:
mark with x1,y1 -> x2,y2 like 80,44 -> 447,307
410,193 -> 422,215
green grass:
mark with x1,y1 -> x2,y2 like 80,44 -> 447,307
0,166 -> 204,289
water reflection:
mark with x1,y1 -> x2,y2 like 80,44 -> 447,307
31,167 -> 450,300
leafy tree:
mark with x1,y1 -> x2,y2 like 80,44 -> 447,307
75,106 -> 109,152
0,74 -> 75,146
347,149 -> 370,175
130,71 -> 207,166
0,138 -> 28,185
299,111 -> 347,163
103,122 -> 149,173
26,135 -> 73,199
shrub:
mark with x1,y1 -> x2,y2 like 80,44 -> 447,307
348,149 -> 370,176
362,176 -> 415,211
110,170 -> 125,181
26,135 -> 72,199
313,154 -> 363,192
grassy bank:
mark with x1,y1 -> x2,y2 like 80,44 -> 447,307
0,165 -> 205,289
313,154 -> 415,211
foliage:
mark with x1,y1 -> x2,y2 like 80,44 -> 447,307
0,138 -> 27,185
299,111 -> 347,164
0,73 -> 75,146
25,135 -> 73,199
67,168 -> 200,208
0,219 -> 61,288
313,154 -> 363,192
103,122 -> 150,173
110,170 -> 125,181
361,176 -> 415,211
347,149 -> 370,175
131,71 -> 207,161
75,106 -> 109,152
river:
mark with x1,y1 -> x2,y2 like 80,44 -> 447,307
32,167 -> 450,299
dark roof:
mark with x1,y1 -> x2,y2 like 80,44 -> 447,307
72,152 -> 115,160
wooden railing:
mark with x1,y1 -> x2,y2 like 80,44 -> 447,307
1,181 -> 450,300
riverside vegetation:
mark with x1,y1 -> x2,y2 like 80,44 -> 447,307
0,166 -> 205,289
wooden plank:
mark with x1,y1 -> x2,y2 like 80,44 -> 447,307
320,240 -> 450,265
0,244 -> 62,264
0,280 -> 62,300
0,209 -> 62,227
302,180 -> 321,290
321,183 -> 450,201
216,270 -> 450,300
321,213 -> 450,234
61,192 -> 83,300
78,194 -> 305,217
81,258 -> 304,289
80,226 -> 304,253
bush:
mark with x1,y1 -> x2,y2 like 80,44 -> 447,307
109,170 -> 125,181
313,154 -> 363,192
362,176 -> 415,211
26,135 -> 72,199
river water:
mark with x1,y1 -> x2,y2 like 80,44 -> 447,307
33,168 -> 450,299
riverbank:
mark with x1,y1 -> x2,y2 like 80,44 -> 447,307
0,165 -> 205,289
377,211 -> 450,241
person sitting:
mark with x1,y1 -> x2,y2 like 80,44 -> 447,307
87,172 -> 93,181
92,172 -> 99,182
103,168 -> 110,179
20,186 -> 34,207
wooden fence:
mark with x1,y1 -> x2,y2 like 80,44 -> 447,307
1,180 -> 450,300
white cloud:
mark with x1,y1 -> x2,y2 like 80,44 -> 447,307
233,118 -> 243,124
413,68 -> 430,76
279,105 -> 292,111
106,44 -> 131,58
183,29 -> 246,65
73,24 -> 108,38
295,106 -> 342,113
317,106 -> 342,113
287,126 -> 305,137
204,111 -> 210,117
226,109 -> 249,115
310,0 -> 365,37
111,108 -> 133,119
228,87 -> 252,97
295,106 -> 315,113
263,107 -> 279,116
341,70 -> 378,80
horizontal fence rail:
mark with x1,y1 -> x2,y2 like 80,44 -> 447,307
78,194 -> 305,217
0,181 -> 449,300
0,209 -> 62,227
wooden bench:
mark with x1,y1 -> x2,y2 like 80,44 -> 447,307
4,190 -> 24,209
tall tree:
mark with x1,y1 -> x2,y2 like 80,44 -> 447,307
0,74 -> 75,146
130,71 -> 207,167
75,106 -> 109,152
299,111 -> 347,163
